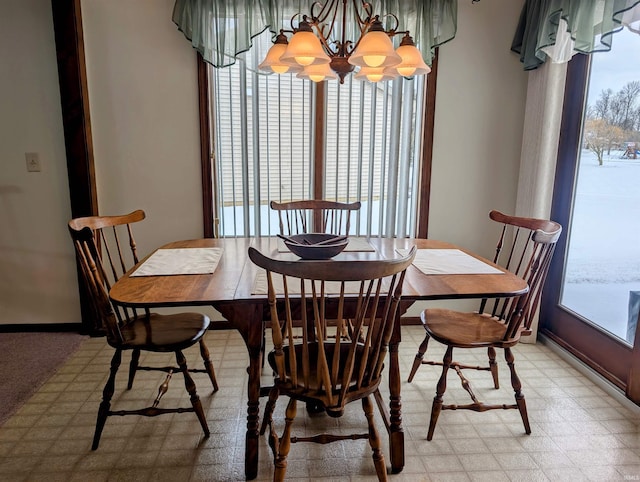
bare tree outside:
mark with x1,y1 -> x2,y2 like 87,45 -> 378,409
585,80 -> 640,163
583,118 -> 625,165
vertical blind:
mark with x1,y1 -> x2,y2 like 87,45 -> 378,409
211,31 -> 425,238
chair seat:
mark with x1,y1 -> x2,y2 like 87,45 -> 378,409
118,312 -> 210,352
423,308 -> 518,348
267,341 -> 375,415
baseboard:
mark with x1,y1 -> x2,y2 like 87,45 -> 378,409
0,316 -> 420,335
0,323 -> 84,333
539,333 -> 640,414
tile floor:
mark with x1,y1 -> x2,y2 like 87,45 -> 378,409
1,326 -> 639,481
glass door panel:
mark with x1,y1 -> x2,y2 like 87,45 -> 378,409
560,29 -> 640,345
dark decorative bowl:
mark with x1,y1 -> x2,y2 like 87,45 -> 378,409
283,233 -> 349,259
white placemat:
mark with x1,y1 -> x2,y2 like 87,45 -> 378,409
131,247 -> 223,276
397,248 -> 503,275
277,236 -> 375,253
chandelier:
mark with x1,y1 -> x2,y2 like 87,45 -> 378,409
258,0 -> 430,84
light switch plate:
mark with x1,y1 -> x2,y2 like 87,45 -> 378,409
25,152 -> 41,172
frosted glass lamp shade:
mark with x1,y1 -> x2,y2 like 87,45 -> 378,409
389,36 -> 431,77
354,66 -> 395,83
297,63 -> 338,82
259,42 -> 302,74
349,31 -> 401,68
280,31 -> 331,67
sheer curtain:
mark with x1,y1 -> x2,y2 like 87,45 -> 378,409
172,0 -> 458,68
514,60 -> 567,343
512,0 -> 640,71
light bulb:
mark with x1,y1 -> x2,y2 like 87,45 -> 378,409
397,66 -> 416,77
271,65 -> 289,74
297,63 -> 337,82
367,73 -> 383,82
295,56 -> 315,66
363,55 -> 386,68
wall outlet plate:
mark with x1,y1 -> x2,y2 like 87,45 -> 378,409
25,152 -> 41,172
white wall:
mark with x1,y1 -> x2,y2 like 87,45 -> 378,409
0,0 -> 528,325
82,0 -> 204,258
0,0 -> 79,325
429,0 -> 528,254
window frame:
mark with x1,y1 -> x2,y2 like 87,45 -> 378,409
197,50 -> 439,239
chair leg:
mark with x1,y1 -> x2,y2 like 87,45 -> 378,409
127,348 -> 140,390
175,350 -> 210,437
363,395 -> 387,481
427,345 -> 453,441
260,387 -> 279,435
407,333 -> 430,383
505,347 -> 531,435
92,349 -> 122,450
488,346 -> 499,389
274,398 -> 296,482
198,339 -> 218,392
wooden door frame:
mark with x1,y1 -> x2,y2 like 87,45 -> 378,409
540,53 -> 640,401
51,0 -> 99,334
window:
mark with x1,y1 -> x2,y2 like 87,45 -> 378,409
559,29 -> 640,343
541,34 -> 640,395
203,30 -> 433,238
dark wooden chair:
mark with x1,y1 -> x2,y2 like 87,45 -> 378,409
249,246 -> 415,481
270,199 -> 361,235
270,200 -> 363,359
406,210 -> 561,440
68,210 -> 217,449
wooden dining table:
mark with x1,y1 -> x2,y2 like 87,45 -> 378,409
109,236 -> 528,480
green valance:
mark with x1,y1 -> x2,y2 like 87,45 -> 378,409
512,0 -> 640,71
172,0 -> 458,68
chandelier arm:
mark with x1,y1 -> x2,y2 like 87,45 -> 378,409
314,24 -> 339,55
344,16 -> 377,55
278,27 -> 296,37
355,1 -> 373,26
289,12 -> 303,32
310,0 -> 337,25
380,12 -> 400,34
305,0 -> 341,56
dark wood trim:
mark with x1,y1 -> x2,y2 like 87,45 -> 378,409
628,313 -> 640,399
0,323 -> 84,334
416,49 -> 438,239
313,82 -> 327,230
0,317 -> 417,333
399,316 -> 422,326
541,327 -> 627,390
51,0 -> 97,219
197,54 -> 215,238
313,82 -> 326,196
51,0 -> 98,335
543,53 -> 589,323
541,53 -> 638,400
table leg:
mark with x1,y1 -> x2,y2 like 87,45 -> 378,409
388,341 -> 404,473
215,302 -> 264,480
245,341 -> 262,479
389,300 -> 414,473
